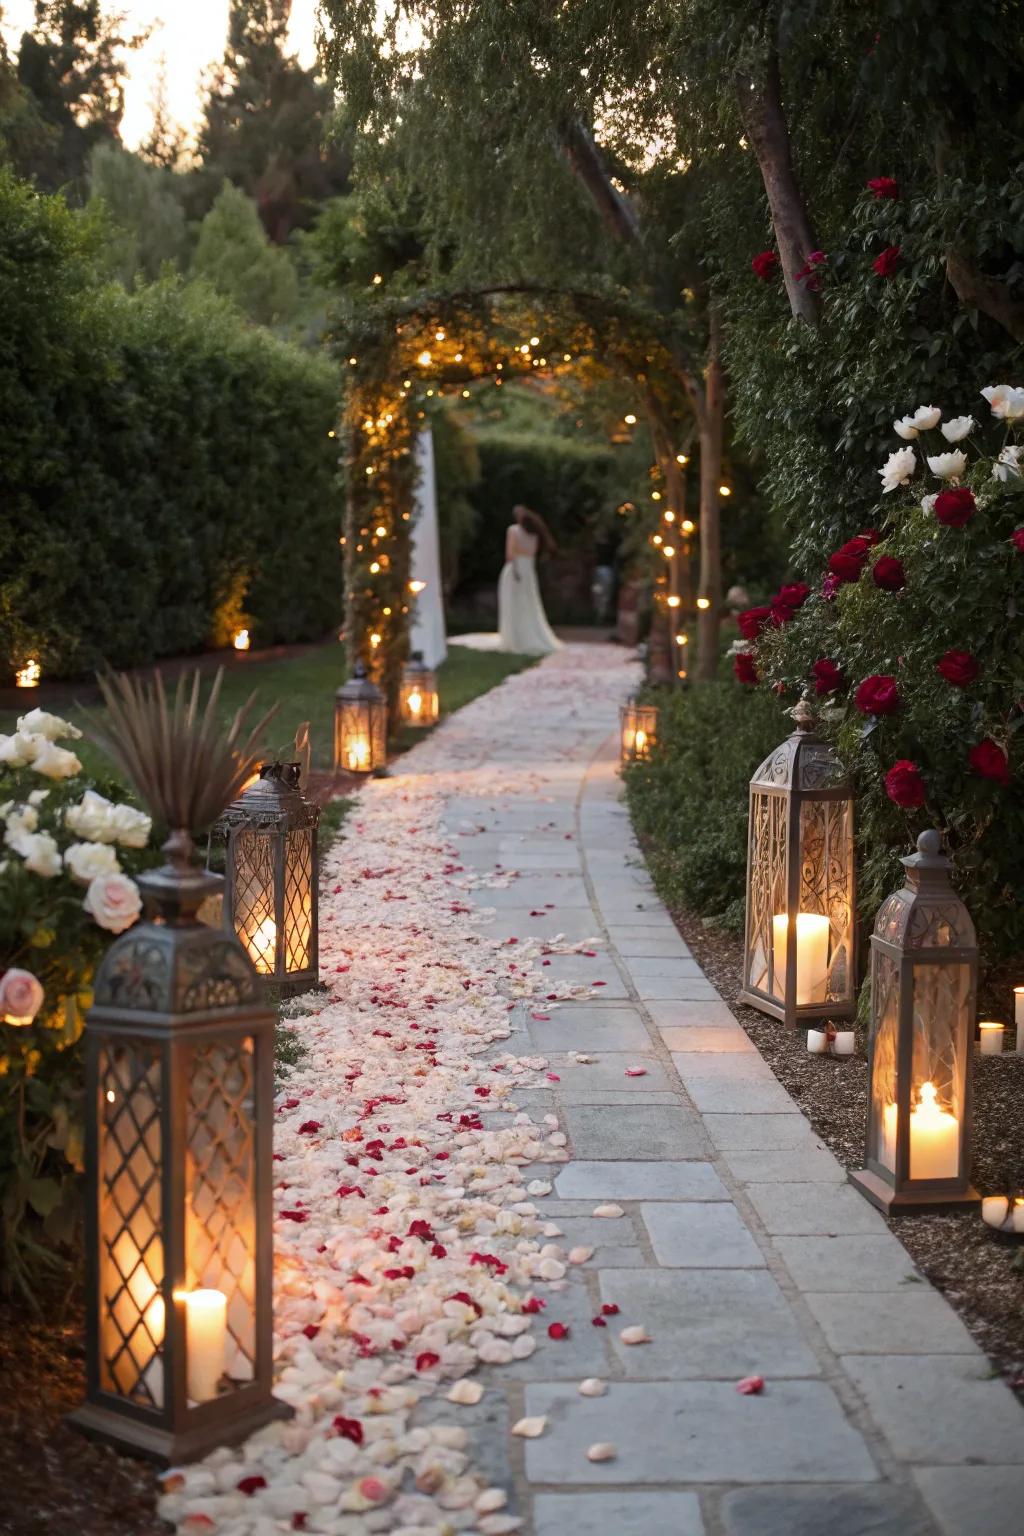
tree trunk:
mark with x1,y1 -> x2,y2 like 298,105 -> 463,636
945,248 -> 1024,344
696,312 -> 724,680
740,48 -> 820,325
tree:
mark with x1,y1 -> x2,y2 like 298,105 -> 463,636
87,141 -> 189,285
197,0 -> 350,243
192,179 -> 299,326
138,54 -> 185,172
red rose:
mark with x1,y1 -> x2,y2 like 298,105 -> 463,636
794,250 -> 827,290
872,555 -> 906,591
751,250 -> 778,281
775,581 -> 810,612
873,244 -> 901,278
860,528 -> 881,546
811,658 -> 845,695
737,605 -> 773,640
854,674 -> 902,715
934,487 -> 976,527
936,649 -> 978,687
828,537 -> 871,584
867,176 -> 899,199
1010,528 -> 1024,553
734,652 -> 758,685
969,738 -> 1009,785
885,760 -> 926,809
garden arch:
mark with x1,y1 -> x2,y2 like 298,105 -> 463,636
340,289 -> 699,708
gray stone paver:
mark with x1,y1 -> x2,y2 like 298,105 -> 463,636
425,650 -> 1024,1531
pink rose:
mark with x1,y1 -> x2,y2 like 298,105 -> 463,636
0,967 -> 45,1025
83,872 -> 143,934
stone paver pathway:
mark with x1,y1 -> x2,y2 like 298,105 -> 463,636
450,645 -> 1024,1536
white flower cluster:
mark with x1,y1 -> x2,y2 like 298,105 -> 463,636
878,386 -> 1023,495
65,788 -> 151,848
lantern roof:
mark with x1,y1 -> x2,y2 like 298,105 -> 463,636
872,829 -> 977,953
218,761 -> 318,832
337,659 -> 385,703
403,650 -> 433,678
749,702 -> 846,794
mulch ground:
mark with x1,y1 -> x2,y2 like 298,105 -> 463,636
669,903 -> 1024,1400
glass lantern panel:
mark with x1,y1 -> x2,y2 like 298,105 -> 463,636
232,829 -> 277,975
186,1039 -> 257,1393
284,828 -> 313,973
799,797 -> 854,1003
746,789 -> 788,998
98,1042 -> 165,1408
869,951 -> 900,1173
907,962 -> 969,1179
339,701 -> 373,772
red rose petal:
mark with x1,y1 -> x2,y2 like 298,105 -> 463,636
601,1303 -> 620,1316
238,1475 -> 267,1495
736,1374 -> 765,1395
547,1322 -> 570,1340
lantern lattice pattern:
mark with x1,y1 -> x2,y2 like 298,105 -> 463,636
851,829 -> 980,1214
334,660 -> 387,772
620,700 -> 659,764
213,763 -> 319,996
399,651 -> 439,727
739,701 -> 855,1026
71,834 -> 290,1464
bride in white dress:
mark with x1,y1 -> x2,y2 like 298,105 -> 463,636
498,505 -> 564,655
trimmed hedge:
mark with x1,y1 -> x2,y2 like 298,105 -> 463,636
0,172 -> 342,680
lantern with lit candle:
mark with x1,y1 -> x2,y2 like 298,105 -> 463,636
212,763 -> 320,997
851,830 -> 980,1215
739,698 -> 855,1028
334,660 -> 387,773
399,651 -> 439,727
70,668 -> 289,1462
620,699 -> 659,765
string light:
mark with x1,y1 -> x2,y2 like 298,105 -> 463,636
719,484 -> 732,496
435,329 -> 446,341
676,453 -> 688,464
375,525 -> 386,537
651,491 -> 662,501
697,596 -> 711,610
417,350 -> 432,366
624,413 -> 637,425
372,273 -> 383,285
530,336 -> 539,346
369,632 -> 382,647
663,545 -> 675,558
681,518 -> 696,534
676,633 -> 688,645
663,510 -> 675,522
409,579 -> 426,594
370,561 -> 380,573
652,534 -> 663,546
667,595 -> 681,608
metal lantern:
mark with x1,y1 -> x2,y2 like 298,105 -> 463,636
213,762 -> 319,996
70,833 -> 290,1462
620,699 -> 659,764
399,651 -> 439,727
334,660 -> 387,773
738,698 -> 855,1027
851,830 -> 980,1214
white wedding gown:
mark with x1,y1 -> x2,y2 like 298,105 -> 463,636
497,527 -> 563,655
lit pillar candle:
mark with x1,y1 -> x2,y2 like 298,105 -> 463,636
248,917 -> 276,975
347,737 -> 370,771
884,1083 -> 959,1180
978,1021 -> 1005,1055
182,1288 -> 227,1403
982,1195 -> 1010,1230
772,913 -> 830,1005
407,690 -> 423,718
1014,988 -> 1024,1052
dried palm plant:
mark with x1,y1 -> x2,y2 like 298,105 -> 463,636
83,668 -> 279,836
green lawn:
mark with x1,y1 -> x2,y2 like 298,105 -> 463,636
1,641 -> 537,784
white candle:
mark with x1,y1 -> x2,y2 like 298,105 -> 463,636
807,1028 -> 828,1054
1014,1199 -> 1024,1235
832,1031 -> 855,1056
884,1082 -> 959,1181
982,1195 -> 1010,1230
183,1288 -> 227,1403
978,1021 -> 1005,1056
772,913 -> 830,1005
346,736 -> 370,771
248,917 -> 276,975
1014,989 -> 1024,1052
408,689 -> 423,717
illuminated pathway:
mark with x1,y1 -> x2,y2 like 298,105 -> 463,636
160,643 -> 1024,1536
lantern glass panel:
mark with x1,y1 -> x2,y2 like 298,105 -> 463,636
231,829 -> 276,975
186,1039 -> 256,1391
747,789 -> 788,999
869,950 -> 900,1173
98,1042 -> 165,1407
798,796 -> 854,1002
284,828 -> 314,974
620,702 -> 659,762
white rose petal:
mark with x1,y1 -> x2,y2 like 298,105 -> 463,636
568,1246 -> 594,1264
16,708 -> 82,742
587,1443 -> 617,1462
27,789 -> 49,806
0,731 -> 41,768
993,445 -> 1022,483
578,1378 -> 607,1397
893,416 -> 918,440
31,739 -> 81,780
526,1179 -> 552,1196
620,1325 -> 651,1345
475,1489 -> 507,1514
84,871 -> 143,934
108,801 -> 152,849
4,804 -> 38,838
511,1416 -> 547,1438
981,384 -> 1024,421
64,841 -> 121,885
10,829 -> 62,878
926,450 -> 967,482
64,789 -> 116,842
940,414 -> 974,443
879,446 -> 916,494
478,1517 -> 522,1536
921,493 -> 938,515
592,1204 -> 624,1219
910,405 -> 941,431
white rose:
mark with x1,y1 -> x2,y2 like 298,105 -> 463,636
0,731 -> 42,768
31,739 -> 81,780
84,871 -> 142,934
4,804 -> 38,841
28,789 -> 49,807
9,829 -> 62,878
879,446 -> 916,493
992,445 -> 1022,482
64,789 -> 116,843
981,384 -> 1024,421
107,802 -> 152,849
16,708 -> 82,742
940,415 -> 974,443
921,493 -> 938,515
64,841 -> 121,885
926,450 -> 967,481
894,405 -> 941,438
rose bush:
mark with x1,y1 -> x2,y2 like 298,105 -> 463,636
0,713 -> 154,1295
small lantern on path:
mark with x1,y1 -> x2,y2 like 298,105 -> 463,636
851,830 -> 980,1214
620,699 -> 659,764
334,660 -> 387,773
213,762 -> 319,996
739,697 -> 855,1028
71,669 -> 289,1462
400,651 -> 439,727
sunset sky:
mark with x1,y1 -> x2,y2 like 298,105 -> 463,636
1,2 -> 321,149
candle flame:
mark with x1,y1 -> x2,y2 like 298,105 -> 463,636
233,629 -> 250,651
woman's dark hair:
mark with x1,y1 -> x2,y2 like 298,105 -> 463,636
515,504 -> 557,555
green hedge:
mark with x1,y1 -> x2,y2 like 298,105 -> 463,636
0,172 -> 342,681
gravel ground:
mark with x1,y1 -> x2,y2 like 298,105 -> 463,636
670,902 -> 1024,1400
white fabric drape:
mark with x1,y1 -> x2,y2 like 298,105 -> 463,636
409,429 -> 448,668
